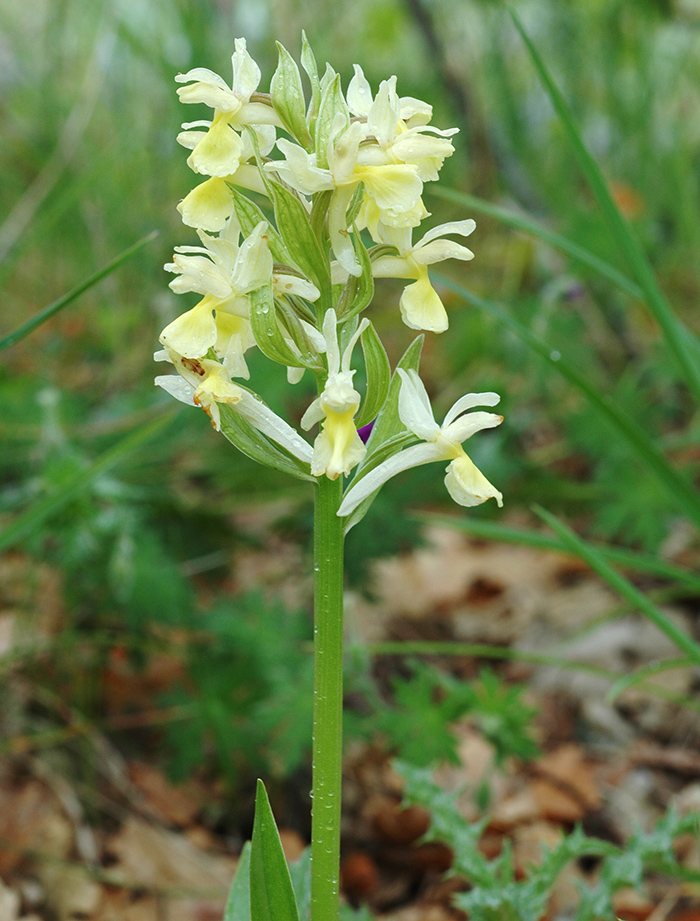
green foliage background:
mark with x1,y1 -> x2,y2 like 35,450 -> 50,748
1,0 -> 699,807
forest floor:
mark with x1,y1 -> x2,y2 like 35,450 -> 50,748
1,519 -> 699,921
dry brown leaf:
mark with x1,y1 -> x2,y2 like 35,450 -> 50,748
127,762 -> 202,827
93,891 -> 159,921
341,850 -> 380,902
613,886 -> 655,921
0,779 -> 70,875
37,864 -> 101,921
105,816 -> 235,894
511,821 -> 563,878
489,787 -> 540,831
532,744 -> 602,822
630,741 -> 700,776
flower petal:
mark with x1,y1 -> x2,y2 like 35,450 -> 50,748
311,408 -> 366,479
236,390 -> 314,464
347,65 -> 373,116
231,38 -> 261,101
177,177 -> 233,231
442,410 -> 503,445
337,442 -> 444,516
159,301 -> 217,358
415,219 -> 475,249
413,239 -> 474,265
398,269 -> 448,333
444,453 -> 503,507
397,369 -> 439,441
443,391 -> 500,429
186,117 -> 244,177
155,374 -> 195,406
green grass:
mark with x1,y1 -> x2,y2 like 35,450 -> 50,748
2,0 -> 699,803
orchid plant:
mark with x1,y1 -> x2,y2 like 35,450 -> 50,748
155,35 -> 503,921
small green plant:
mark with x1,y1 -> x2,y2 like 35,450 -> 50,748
161,594 -> 313,790
397,760 -> 699,921
355,661 -> 538,768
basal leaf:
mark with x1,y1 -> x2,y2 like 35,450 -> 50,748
250,780 -> 300,921
224,842 -> 251,921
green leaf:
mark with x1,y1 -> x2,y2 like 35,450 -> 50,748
607,658 -> 694,703
362,335 -> 424,454
271,43 -> 312,150
355,322 -> 390,429
288,849 -> 311,921
511,10 -> 700,406
429,186 -> 642,300
0,231 -> 158,353
268,180 -> 330,291
341,337 -> 424,532
274,299 -> 322,370
224,842 -> 251,921
249,283 -> 308,368
230,188 -> 293,266
300,31 -> 321,124
218,402 -> 314,483
336,230 -> 374,323
250,779 -> 300,921
314,73 -> 348,170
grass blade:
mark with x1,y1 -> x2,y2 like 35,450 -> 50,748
607,658 -> 694,703
510,11 -> 700,405
532,504 -> 700,667
414,513 -> 700,594
0,231 -> 158,353
0,409 -> 176,554
436,273 -> 700,531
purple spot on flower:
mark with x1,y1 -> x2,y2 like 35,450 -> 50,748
358,421 -> 375,443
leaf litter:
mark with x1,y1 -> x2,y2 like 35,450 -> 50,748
0,520 -> 699,920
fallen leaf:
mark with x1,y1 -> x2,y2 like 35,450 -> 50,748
105,816 -> 235,893
532,744 -> 601,822
128,762 -> 202,827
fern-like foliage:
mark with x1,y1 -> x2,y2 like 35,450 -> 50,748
396,761 -> 699,921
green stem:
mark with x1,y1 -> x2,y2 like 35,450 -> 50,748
311,475 -> 345,921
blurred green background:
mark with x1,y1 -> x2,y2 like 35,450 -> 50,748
2,0 -> 699,806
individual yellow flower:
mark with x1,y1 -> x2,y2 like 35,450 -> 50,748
175,38 -> 281,179
155,353 -> 243,431
154,350 -> 313,466
301,309 -> 369,479
371,220 -> 476,332
338,369 -> 503,516
176,129 -> 272,231
161,221 -> 273,377
348,69 -> 457,183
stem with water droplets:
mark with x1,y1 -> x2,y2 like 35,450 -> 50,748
310,474 -> 345,921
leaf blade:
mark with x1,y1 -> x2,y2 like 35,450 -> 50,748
250,780 -> 300,921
